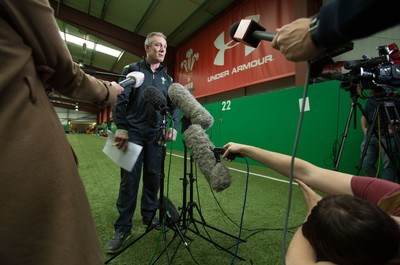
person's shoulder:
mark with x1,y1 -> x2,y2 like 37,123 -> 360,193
127,62 -> 141,72
160,65 -> 172,78
120,63 -> 137,74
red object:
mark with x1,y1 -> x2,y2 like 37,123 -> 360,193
174,0 -> 296,98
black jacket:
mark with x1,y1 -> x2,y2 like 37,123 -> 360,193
112,58 -> 180,135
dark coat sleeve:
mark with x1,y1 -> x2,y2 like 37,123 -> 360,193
112,65 -> 133,130
315,0 -> 400,48
0,0 -> 116,105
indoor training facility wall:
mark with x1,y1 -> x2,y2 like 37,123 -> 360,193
172,80 -> 365,175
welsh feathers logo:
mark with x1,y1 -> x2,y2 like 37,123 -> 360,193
180,48 -> 199,83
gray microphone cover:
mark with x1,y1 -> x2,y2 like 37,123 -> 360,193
168,83 -> 214,130
183,124 -> 232,192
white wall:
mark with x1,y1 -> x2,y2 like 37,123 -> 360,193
335,24 -> 400,63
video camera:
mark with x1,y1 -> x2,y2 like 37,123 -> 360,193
310,43 -> 400,96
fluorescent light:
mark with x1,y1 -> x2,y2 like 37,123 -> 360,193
95,44 -> 121,57
59,31 -> 121,57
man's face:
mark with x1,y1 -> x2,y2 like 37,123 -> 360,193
146,35 -> 167,64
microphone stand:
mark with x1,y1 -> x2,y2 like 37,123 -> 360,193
168,117 -> 246,262
147,114 -> 190,265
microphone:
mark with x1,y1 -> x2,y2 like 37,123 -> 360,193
168,83 -> 214,130
213,147 -> 242,161
143,86 -> 171,118
119,71 -> 145,88
183,124 -> 232,192
230,19 -> 275,48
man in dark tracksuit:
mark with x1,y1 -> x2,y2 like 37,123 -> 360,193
106,32 -> 180,253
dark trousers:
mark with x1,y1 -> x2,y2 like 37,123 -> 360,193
114,132 -> 162,234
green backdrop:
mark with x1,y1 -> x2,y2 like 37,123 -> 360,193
172,80 -> 366,175
99,80 -> 366,175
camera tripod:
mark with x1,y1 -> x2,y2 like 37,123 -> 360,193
333,90 -> 365,171
356,92 -> 400,179
104,114 -> 186,264
333,88 -> 400,179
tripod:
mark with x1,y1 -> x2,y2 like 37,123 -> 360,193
357,92 -> 400,178
105,114 -> 186,264
334,90 -> 366,171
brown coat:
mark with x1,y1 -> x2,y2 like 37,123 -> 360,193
0,1 -> 116,264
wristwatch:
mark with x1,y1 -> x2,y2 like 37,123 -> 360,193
309,15 -> 321,47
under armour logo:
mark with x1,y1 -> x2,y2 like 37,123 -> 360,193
214,14 -> 261,66
161,77 -> 166,84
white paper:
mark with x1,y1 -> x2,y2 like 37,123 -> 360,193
299,97 -> 310,112
102,131 -> 143,172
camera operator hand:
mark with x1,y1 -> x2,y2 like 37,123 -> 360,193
272,0 -> 400,63
272,18 -> 324,62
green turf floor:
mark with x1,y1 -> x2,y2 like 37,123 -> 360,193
67,134 -> 307,265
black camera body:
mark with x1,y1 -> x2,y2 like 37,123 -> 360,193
311,43 -> 400,97
340,60 -> 400,93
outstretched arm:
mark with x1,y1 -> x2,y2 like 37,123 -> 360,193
222,142 -> 353,195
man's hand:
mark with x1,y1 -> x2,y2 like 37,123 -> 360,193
114,130 -> 129,151
165,128 -> 177,142
271,18 -> 323,62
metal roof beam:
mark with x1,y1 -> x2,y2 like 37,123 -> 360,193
49,0 -> 145,57
49,0 -> 176,73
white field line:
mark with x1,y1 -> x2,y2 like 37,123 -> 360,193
168,152 -> 297,185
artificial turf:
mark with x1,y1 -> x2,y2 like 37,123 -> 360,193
67,133 -> 307,265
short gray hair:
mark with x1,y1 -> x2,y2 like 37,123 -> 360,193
145,32 -> 167,46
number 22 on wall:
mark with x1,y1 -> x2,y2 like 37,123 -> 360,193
221,100 -> 231,111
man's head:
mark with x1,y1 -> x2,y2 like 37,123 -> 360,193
145,32 -> 167,64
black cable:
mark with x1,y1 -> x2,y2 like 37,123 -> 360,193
230,157 -> 250,265
280,62 -> 311,265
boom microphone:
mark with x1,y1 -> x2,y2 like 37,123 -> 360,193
230,19 -> 275,48
168,83 -> 214,130
143,86 -> 171,118
119,71 -> 145,88
183,124 -> 232,192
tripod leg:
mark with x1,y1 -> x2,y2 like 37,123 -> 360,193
334,102 -> 356,171
175,145 -> 246,261
104,229 -> 153,264
357,105 -> 381,176
174,222 -> 189,248
380,102 -> 400,182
